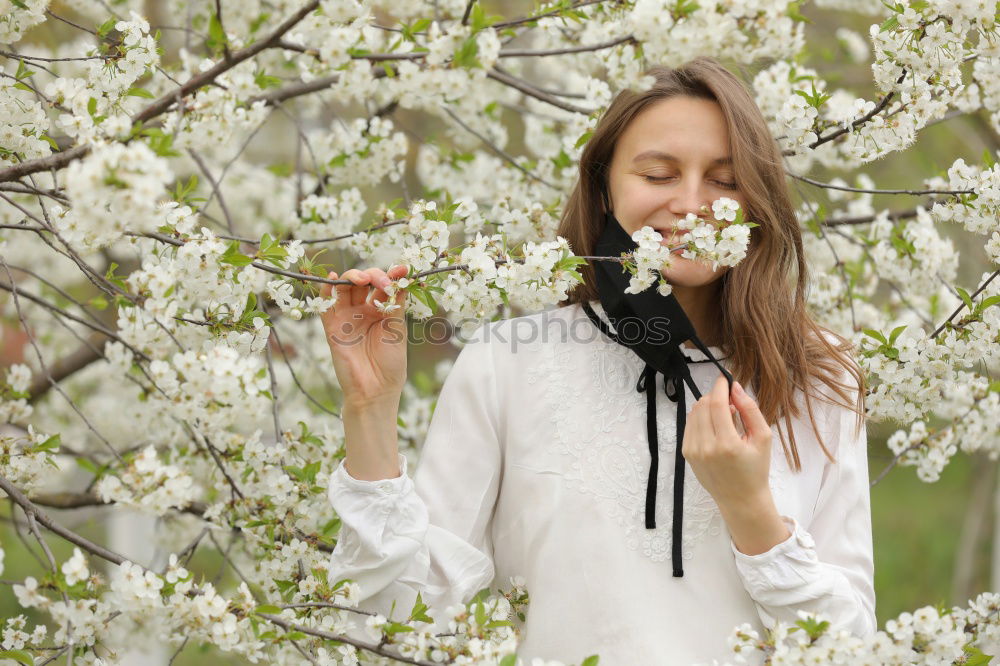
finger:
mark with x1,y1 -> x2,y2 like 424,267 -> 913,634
388,264 -> 409,279
340,269 -> 372,307
708,375 -> 739,441
731,381 -> 771,446
361,267 -> 392,307
321,271 -> 336,299
730,404 -> 746,438
684,395 -> 713,457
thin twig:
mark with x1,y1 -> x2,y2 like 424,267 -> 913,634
789,172 -> 973,196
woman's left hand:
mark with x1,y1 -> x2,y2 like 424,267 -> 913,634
682,375 -> 790,554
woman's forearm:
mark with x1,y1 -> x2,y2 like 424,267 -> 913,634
342,396 -> 402,481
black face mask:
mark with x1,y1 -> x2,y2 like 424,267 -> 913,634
581,210 -> 734,577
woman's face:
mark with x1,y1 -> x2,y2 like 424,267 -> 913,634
606,95 -> 747,288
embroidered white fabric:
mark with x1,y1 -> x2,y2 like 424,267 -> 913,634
326,301 -> 875,665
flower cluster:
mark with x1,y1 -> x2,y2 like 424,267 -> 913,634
56,141 -> 172,250
0,73 -> 52,167
0,362 -> 32,422
312,116 -> 408,186
622,197 -> 756,295
0,0 -> 47,43
928,158 -> 1000,262
1,614 -> 47,652
95,445 -> 199,515
724,592 -> 1000,665
0,425 -> 60,493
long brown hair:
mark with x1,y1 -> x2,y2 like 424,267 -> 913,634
557,56 -> 865,469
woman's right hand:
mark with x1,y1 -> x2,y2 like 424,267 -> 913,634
320,265 -> 410,408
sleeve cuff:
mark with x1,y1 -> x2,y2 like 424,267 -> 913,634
329,453 -> 410,496
731,516 -> 821,595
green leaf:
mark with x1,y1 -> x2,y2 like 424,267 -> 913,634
581,657 -> 601,666
302,460 -> 321,485
0,650 -> 34,666
249,13 -> 271,33
97,17 -> 117,39
274,579 -> 297,600
879,15 -> 899,32
887,324 -> 907,345
87,97 -> 98,117
473,600 -> 488,626
126,87 -> 155,99
254,604 -> 283,614
208,13 -> 228,48
794,615 -> 830,640
862,328 -> 887,345
962,645 -> 993,666
453,36 -> 480,69
221,241 -> 253,267
956,287 -> 975,312
254,70 -> 282,89
550,149 -> 573,171
30,434 -> 61,454
10,0 -> 28,9
500,656 -> 518,666
382,621 -> 414,635
785,1 -> 811,23
14,59 -> 33,80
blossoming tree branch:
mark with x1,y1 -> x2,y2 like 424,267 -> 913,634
0,0 -> 998,664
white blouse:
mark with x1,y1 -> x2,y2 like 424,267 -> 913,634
326,300 -> 876,665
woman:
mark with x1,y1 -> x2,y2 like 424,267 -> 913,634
319,57 -> 875,664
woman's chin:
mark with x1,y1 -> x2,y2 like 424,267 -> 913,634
659,262 -> 727,287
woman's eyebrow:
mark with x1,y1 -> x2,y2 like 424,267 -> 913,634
632,150 -> 732,165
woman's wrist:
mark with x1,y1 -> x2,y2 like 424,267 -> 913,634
718,493 -> 791,556
342,396 -> 402,481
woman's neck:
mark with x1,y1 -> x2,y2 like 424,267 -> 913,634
673,282 -> 723,349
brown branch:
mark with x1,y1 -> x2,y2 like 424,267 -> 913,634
0,145 -> 89,184
487,67 -> 593,115
0,472 -> 132,566
808,69 -> 908,150
28,490 -> 207,516
257,614 -> 439,666
930,269 -> 1000,339
498,34 -> 635,57
28,334 -> 108,402
822,207 -> 925,227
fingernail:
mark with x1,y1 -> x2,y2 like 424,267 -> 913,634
734,381 -> 744,395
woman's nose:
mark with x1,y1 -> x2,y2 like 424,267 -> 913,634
666,178 -> 710,218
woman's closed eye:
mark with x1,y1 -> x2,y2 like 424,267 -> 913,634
641,174 -> 739,190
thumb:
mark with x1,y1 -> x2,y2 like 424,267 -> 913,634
731,381 -> 771,445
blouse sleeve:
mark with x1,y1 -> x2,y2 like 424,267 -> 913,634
730,379 -> 876,636
325,329 -> 502,622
